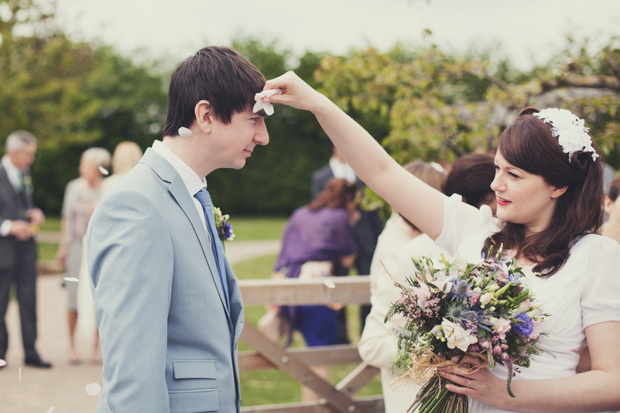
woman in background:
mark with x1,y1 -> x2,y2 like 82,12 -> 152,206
603,175 -> 620,243
57,147 -> 110,364
358,160 -> 446,412
273,177 -> 358,400
76,141 -> 143,363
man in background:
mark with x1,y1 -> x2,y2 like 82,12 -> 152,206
0,130 -> 50,369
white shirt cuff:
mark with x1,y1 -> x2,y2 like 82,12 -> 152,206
0,220 -> 12,237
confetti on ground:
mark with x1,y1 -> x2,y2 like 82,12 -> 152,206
0,359 -> 6,367
45,407 -> 55,413
63,277 -> 79,283
98,166 -> 109,176
85,382 -> 102,396
322,278 -> 335,289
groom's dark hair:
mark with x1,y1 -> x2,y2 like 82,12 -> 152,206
163,46 -> 265,136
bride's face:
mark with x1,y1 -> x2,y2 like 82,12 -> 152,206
491,151 -> 563,234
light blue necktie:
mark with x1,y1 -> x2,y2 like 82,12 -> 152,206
195,188 -> 230,310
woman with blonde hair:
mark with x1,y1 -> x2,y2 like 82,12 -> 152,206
57,147 -> 110,364
77,141 -> 143,363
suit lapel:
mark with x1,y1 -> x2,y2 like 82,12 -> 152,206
0,165 -> 19,199
141,149 -> 232,321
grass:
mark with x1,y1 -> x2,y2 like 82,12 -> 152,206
228,216 -> 287,241
233,254 -> 382,407
40,216 -> 61,232
38,242 -> 58,262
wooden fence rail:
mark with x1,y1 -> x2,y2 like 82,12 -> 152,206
238,277 -> 384,413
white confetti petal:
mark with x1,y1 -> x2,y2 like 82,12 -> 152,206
0,359 -> 6,367
45,407 -> 56,413
98,166 -> 109,176
18,367 -> 21,383
85,382 -> 102,396
63,277 -> 79,283
322,278 -> 336,289
178,126 -> 193,137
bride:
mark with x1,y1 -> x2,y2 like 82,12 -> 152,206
261,72 -> 620,412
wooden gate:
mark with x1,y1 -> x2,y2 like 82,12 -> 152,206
238,277 -> 384,413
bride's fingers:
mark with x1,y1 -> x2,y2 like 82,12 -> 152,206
439,370 -> 475,391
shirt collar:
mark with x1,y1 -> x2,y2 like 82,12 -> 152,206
1,155 -> 20,185
151,140 -> 206,196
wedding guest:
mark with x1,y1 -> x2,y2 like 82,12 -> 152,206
102,141 -> 143,191
57,147 -> 110,364
87,46 -> 269,412
442,152 -> 497,215
358,161 -> 446,413
76,141 -> 143,364
274,177 -> 358,400
602,174 -> 620,243
0,130 -> 50,369
311,143 -> 383,343
263,72 -> 620,412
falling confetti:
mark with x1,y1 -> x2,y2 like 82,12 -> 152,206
18,367 -> 21,383
0,359 -> 6,367
322,278 -> 335,289
85,382 -> 102,396
98,166 -> 109,176
63,277 -> 79,283
45,407 -> 55,413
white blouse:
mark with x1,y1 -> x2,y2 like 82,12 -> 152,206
435,194 -> 620,413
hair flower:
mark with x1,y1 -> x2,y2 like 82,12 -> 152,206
253,89 -> 282,116
533,108 -> 598,162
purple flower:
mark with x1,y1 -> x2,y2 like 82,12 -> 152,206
512,312 -> 534,337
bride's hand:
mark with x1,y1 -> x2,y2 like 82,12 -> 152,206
263,71 -> 330,114
439,354 -> 513,410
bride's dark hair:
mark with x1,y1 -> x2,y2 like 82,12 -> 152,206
483,107 -> 604,276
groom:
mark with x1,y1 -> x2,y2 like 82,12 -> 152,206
87,46 -> 269,412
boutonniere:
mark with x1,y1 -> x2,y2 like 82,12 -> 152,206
213,206 -> 235,242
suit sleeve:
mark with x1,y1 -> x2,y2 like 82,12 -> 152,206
87,188 -> 174,411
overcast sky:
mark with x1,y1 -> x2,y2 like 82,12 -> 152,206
55,0 -> 620,70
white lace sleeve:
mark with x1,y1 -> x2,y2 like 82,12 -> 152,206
581,236 -> 620,328
434,193 -> 498,256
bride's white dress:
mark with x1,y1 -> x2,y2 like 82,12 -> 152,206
435,195 -> 620,413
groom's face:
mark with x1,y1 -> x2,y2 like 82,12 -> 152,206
209,108 -> 269,169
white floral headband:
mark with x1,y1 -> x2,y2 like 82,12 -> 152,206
533,108 -> 598,163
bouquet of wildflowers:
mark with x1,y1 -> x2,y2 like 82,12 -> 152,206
386,246 -> 546,412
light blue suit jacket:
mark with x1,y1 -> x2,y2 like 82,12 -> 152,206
87,149 -> 244,412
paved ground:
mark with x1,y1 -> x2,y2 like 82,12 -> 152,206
0,239 -> 281,413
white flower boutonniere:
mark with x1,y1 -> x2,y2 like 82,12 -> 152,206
213,206 -> 235,242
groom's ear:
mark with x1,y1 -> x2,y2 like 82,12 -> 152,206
195,100 -> 214,134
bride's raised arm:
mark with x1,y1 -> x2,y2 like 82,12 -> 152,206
266,71 -> 446,240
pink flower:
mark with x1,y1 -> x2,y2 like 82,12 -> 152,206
529,319 -> 543,340
491,317 -> 512,340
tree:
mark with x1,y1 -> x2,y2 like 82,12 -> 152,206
0,0 -> 168,213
